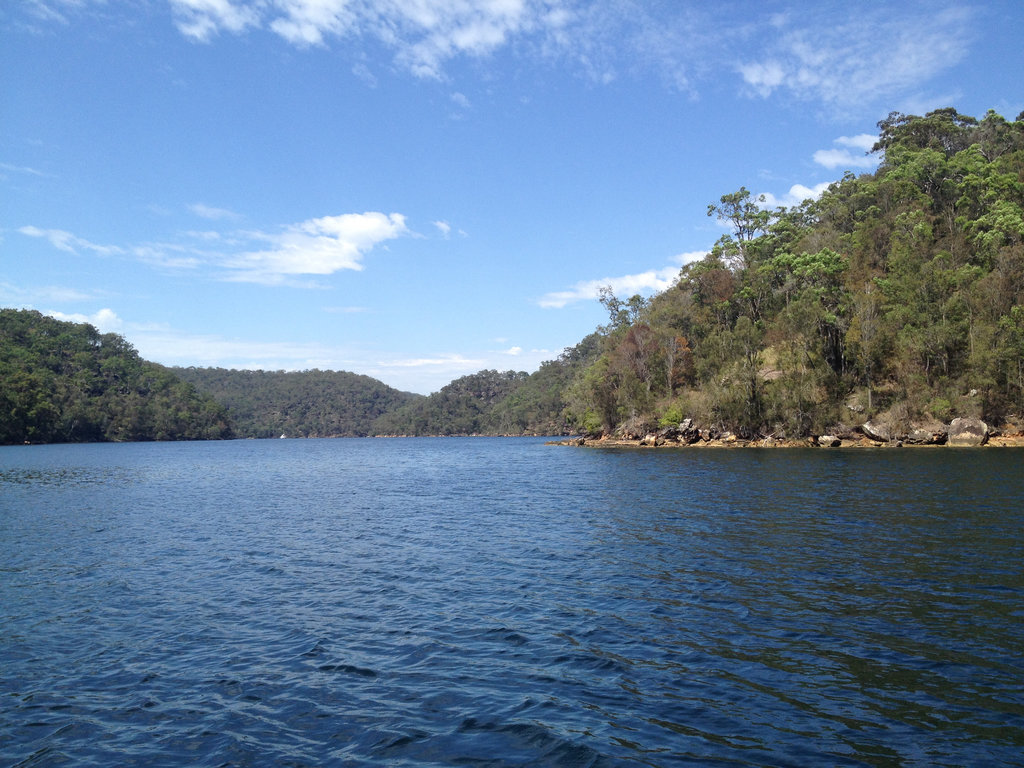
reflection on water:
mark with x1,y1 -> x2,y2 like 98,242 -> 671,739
2,439 -> 1022,767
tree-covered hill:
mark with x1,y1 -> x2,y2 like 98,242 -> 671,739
562,107 -> 1024,440
0,309 -> 232,444
173,367 -> 421,438
8,107 -> 1019,445
370,335 -> 601,436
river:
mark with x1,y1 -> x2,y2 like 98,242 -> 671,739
2,438 -> 1022,766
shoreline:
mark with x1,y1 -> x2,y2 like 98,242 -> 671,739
548,433 -> 1024,449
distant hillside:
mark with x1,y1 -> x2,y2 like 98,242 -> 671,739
173,367 -> 421,438
0,309 -> 232,444
371,335 -> 602,436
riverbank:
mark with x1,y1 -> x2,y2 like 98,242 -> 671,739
549,429 -> 1024,449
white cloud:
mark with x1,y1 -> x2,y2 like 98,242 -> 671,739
737,6 -> 974,109
758,182 -> 832,209
269,0 -> 356,46
165,0 -> 557,77
16,2 -> 981,112
540,266 -> 678,310
47,307 -> 123,333
539,250 -> 707,309
20,212 -> 408,285
434,220 -> 452,238
813,133 -> 878,169
18,225 -> 124,256
188,202 -> 241,220
226,212 -> 408,283
503,346 -> 522,356
0,162 -> 47,178
737,60 -> 785,98
170,0 -> 259,41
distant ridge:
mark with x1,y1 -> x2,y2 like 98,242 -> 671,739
172,367 -> 422,439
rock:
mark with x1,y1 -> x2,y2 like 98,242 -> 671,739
641,433 -> 660,447
722,432 -> 737,443
947,417 -> 989,446
861,420 -> 892,442
657,425 -> 679,440
818,435 -> 841,447
905,428 -> 937,445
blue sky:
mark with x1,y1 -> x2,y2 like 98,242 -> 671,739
3,1 -> 1022,394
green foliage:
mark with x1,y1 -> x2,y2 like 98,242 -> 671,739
371,369 -> 529,436
0,309 -> 232,444
173,367 -> 421,438
9,107 -> 1022,443
564,107 -> 1024,438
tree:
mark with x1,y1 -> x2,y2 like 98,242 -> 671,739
707,187 -> 775,271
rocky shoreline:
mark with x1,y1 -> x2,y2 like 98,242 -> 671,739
549,417 -> 1024,449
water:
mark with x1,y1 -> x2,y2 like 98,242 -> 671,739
2,438 -> 1023,767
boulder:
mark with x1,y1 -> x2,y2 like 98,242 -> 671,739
641,433 -> 660,447
861,420 -> 892,443
905,428 -> 938,445
947,417 -> 989,447
818,435 -> 841,447
657,425 -> 680,441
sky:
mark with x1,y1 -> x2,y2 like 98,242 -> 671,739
3,1 -> 1022,394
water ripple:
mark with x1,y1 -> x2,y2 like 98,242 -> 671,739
2,439 -> 1023,766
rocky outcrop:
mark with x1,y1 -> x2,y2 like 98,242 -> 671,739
947,417 -> 989,446
905,428 -> 944,445
860,420 -> 893,442
817,435 -> 842,447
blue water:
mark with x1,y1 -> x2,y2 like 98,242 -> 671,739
2,438 -> 1023,767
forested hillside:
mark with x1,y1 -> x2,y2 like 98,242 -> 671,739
0,309 -> 232,444
371,335 -> 600,436
173,367 -> 421,438
563,108 -> 1024,439
7,108 -> 1020,445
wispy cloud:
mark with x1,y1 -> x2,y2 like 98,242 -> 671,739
169,0 -> 563,79
0,162 -> 48,178
17,2 -> 980,113
188,202 -> 242,220
18,225 -> 125,256
737,6 -> 974,109
538,250 -> 706,309
226,212 -> 408,284
171,0 -> 259,41
17,211 -> 409,285
0,282 -> 101,305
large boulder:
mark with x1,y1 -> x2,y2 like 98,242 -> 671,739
947,417 -> 989,446
909,430 -> 937,448
817,435 -> 842,447
861,420 -> 893,442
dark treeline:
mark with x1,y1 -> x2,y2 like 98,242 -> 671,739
173,367 -> 420,438
0,309 -> 232,444
562,107 -> 1024,439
